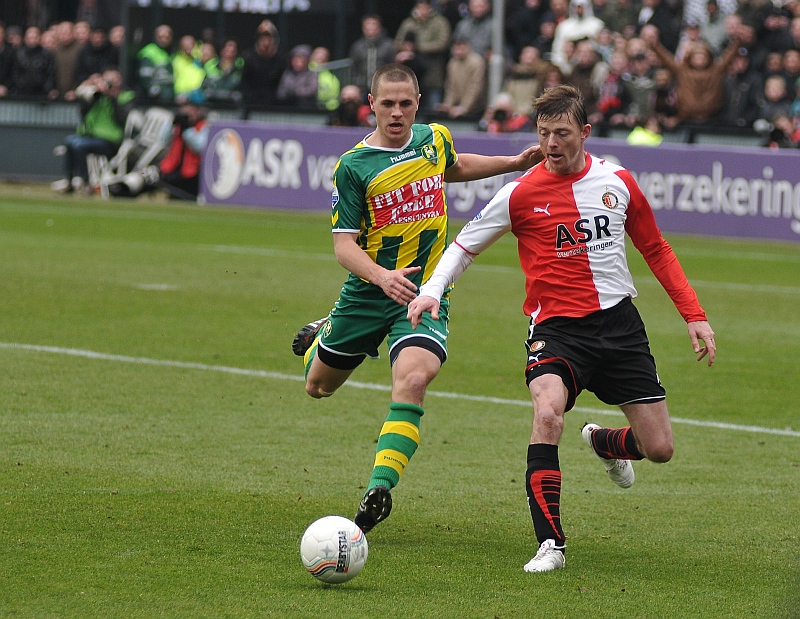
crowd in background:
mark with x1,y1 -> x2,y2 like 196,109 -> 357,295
4,0 -> 800,150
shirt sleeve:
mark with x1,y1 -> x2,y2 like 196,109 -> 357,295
620,170 -> 707,323
418,181 -> 517,299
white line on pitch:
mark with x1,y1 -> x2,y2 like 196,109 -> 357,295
1,342 -> 798,438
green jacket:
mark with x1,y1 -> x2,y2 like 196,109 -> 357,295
78,90 -> 135,143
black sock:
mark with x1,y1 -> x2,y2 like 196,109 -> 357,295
590,426 -> 644,460
525,443 -> 566,548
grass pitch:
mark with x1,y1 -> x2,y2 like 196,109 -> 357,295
0,186 -> 798,618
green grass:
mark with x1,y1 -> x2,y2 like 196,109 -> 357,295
0,186 -> 798,618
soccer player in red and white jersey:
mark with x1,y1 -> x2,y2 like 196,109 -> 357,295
408,84 -> 716,573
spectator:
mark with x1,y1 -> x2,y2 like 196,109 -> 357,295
437,36 -> 487,118
548,0 -> 570,26
203,37 -> 243,104
309,46 -> 340,111
53,22 -> 81,99
534,62 -> 566,98
0,23 -> 15,97
76,27 -> 115,85
348,14 -> 395,98
602,0 -> 638,40
502,45 -> 548,115
566,39 -> 608,123
137,24 -> 174,103
551,0 -> 605,73
74,21 -> 90,48
108,25 -> 125,69
652,66 -> 678,126
156,103 -> 209,199
593,50 -> 629,131
593,27 -> 615,64
702,0 -> 728,55
648,25 -> 740,125
764,51 -> 784,78
41,28 -> 57,52
509,0 -> 548,59
11,26 -> 57,98
395,0 -> 451,111
241,20 -> 286,105
626,114 -> 664,145
762,113 -> 800,148
393,32 -> 430,104
756,74 -> 792,126
533,14 -> 557,61
6,25 -> 22,49
620,51 -> 656,127
327,84 -> 374,127
789,17 -> 800,52
277,44 -> 318,110
722,49 -> 763,128
735,19 -> 769,74
173,35 -> 206,104
51,69 -> 134,193
782,49 -> 800,86
452,0 -> 493,58
759,1 -> 793,54
675,19 -> 705,64
478,91 -> 533,132
637,0 -> 681,54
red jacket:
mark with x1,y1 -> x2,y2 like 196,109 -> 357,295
160,119 -> 207,178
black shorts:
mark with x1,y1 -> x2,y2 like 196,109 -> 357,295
524,298 -> 666,412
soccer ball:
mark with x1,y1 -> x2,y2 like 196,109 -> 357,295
300,515 -> 369,584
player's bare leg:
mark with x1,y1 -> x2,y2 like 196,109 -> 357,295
304,356 -> 355,399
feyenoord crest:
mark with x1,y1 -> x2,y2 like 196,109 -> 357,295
421,144 -> 438,164
528,340 -> 546,353
601,189 -> 618,209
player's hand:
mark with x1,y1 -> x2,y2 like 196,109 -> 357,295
407,295 -> 440,329
515,144 -> 544,170
688,320 -> 715,366
376,266 -> 421,306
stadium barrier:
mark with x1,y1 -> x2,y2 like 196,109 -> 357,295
200,120 -> 800,243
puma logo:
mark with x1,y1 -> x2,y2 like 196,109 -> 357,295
534,203 -> 551,216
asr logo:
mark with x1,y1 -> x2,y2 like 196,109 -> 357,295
205,128 -> 245,200
421,143 -> 438,165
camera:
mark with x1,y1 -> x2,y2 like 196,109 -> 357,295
174,112 -> 192,129
492,109 -> 508,123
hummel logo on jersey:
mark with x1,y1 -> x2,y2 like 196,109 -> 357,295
534,203 -> 551,216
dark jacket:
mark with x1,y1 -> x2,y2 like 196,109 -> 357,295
241,48 -> 286,105
11,44 -> 55,95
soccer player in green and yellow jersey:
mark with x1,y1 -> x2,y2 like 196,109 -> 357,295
292,63 -> 541,533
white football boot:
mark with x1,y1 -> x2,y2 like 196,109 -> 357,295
523,539 -> 566,573
581,423 -> 635,489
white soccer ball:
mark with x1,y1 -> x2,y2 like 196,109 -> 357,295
300,515 -> 369,584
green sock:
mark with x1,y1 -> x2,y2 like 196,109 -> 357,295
367,402 -> 424,492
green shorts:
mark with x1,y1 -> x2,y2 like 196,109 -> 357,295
318,285 -> 450,370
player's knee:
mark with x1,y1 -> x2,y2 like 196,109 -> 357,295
395,369 -> 432,402
645,440 -> 673,463
305,381 -> 335,399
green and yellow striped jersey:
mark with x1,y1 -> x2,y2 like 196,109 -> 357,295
332,123 -> 458,294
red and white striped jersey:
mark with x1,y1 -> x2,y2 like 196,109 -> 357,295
420,153 -> 707,324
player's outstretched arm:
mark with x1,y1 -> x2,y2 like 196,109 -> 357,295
407,295 -> 441,329
687,320 -> 716,367
443,145 -> 543,183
